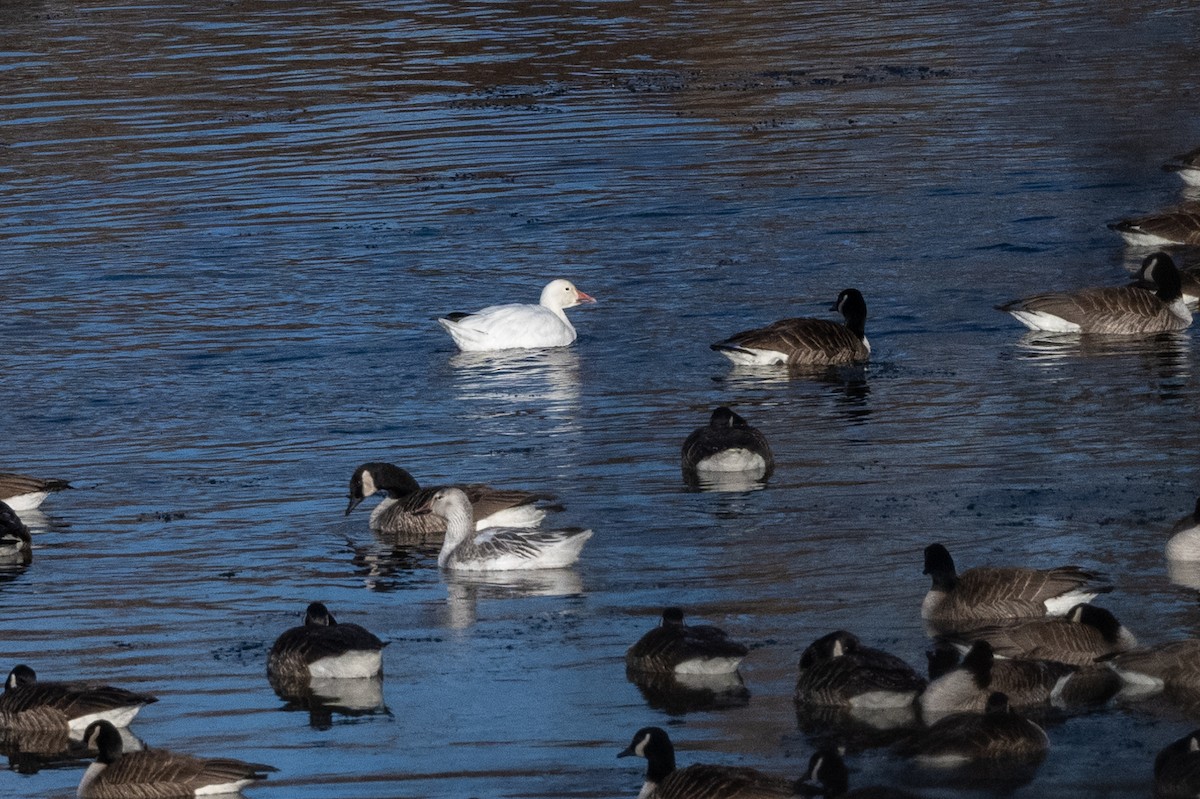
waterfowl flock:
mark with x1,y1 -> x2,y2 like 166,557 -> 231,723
7,144 -> 1200,799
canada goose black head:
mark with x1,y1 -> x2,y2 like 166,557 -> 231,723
1142,252 -> 1184,302
984,691 -> 1013,716
830,289 -> 868,338
618,726 -> 676,784
83,719 -> 125,765
799,631 -> 860,670
709,406 -> 749,430
4,664 -> 35,691
304,602 -> 337,627
926,642 -> 962,680
961,641 -> 997,688
797,748 -> 849,796
1067,603 -> 1122,642
660,608 -> 686,628
923,544 -> 958,590
346,462 -> 422,515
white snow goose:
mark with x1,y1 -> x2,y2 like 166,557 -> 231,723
436,279 -> 595,351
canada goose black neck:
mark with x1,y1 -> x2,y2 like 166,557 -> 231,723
926,643 -> 961,681
1144,253 -> 1184,302
4,664 -> 35,691
831,288 -> 867,340
305,602 -> 336,626
661,607 -> 686,627
1192,497 -> 1200,523
1070,604 -> 1121,642
619,727 -> 676,785
923,543 -> 958,591
709,407 -> 747,430
346,462 -> 423,515
800,630 -> 859,669
799,749 -> 849,796
84,720 -> 125,765
984,691 -> 1013,716
962,641 -> 996,689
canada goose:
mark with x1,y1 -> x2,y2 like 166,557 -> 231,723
1110,203 -> 1200,247
900,692 -> 1048,766
418,487 -> 591,570
0,471 -> 70,512
267,602 -> 386,682
1133,252 -> 1200,305
953,603 -> 1136,666
996,254 -> 1191,334
921,641 -> 1116,721
618,726 -> 799,799
436,279 -> 596,351
346,462 -> 557,538
797,748 -> 923,797
626,608 -> 749,676
1104,638 -> 1200,695
681,407 -> 774,479
1155,729 -> 1200,798
78,719 -> 276,798
0,665 -> 156,733
794,631 -> 925,709
1167,497 -> 1200,561
1164,145 -> 1200,186
711,288 -> 869,367
0,502 -> 31,565
921,543 -> 1106,625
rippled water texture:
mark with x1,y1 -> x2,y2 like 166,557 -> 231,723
3,1 -> 1200,797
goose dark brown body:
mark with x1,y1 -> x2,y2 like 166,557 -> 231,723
953,604 -> 1135,666
1111,203 -> 1200,246
619,726 -> 799,799
711,288 -> 869,367
794,631 -> 924,708
267,602 -> 385,682
0,665 -> 156,732
626,608 -> 749,675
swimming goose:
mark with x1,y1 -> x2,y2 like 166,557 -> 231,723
1164,145 -> 1200,186
0,502 -> 31,564
900,692 -> 1048,766
1110,203 -> 1200,247
267,602 -> 386,682
794,631 -> 925,709
0,665 -> 156,733
921,543 -> 1107,625
681,407 -> 774,478
997,253 -> 1191,333
78,719 -> 276,798
436,279 -> 596,351
1104,638 -> 1200,695
953,603 -> 1136,666
711,288 -> 869,367
419,487 -> 591,571
1155,729 -> 1200,799
346,462 -> 557,537
1167,497 -> 1200,561
0,471 -> 70,512
618,726 -> 800,799
797,748 -> 923,798
626,608 -> 749,675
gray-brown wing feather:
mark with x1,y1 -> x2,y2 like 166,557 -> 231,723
657,764 -> 798,799
88,750 -> 275,798
0,684 -> 156,730
964,620 -> 1122,666
717,318 -> 867,366
460,484 -> 557,520
626,625 -> 749,672
999,287 -> 1186,333
267,624 -> 385,679
459,528 -> 586,562
681,427 -> 774,471
1115,207 -> 1200,245
375,484 -> 555,537
0,473 -> 70,498
941,566 -> 1102,619
906,712 -> 1046,760
986,660 -> 1075,706
796,649 -> 925,706
1108,639 -> 1200,688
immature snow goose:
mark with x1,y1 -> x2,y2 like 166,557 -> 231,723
618,726 -> 799,799
711,288 -> 869,367
345,462 -> 557,538
1155,729 -> 1200,798
78,719 -> 275,798
0,471 -> 70,512
1110,203 -> 1200,247
0,665 -> 156,733
1164,145 -> 1200,186
921,543 -> 1106,626
267,602 -> 386,682
794,631 -> 925,710
681,407 -> 774,479
436,279 -> 596,351
1167,497 -> 1200,562
997,253 -> 1191,333
419,487 -> 591,571
626,608 -> 749,675
900,692 -> 1047,766
953,603 -> 1136,666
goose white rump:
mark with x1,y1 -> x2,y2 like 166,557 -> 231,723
437,279 -> 595,352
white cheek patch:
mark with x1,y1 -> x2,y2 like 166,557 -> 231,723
360,472 -> 377,496
832,640 -> 845,658
634,733 -> 650,757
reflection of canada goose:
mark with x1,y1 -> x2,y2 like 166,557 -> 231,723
1164,145 -> 1200,186
1155,729 -> 1200,798
997,254 -> 1191,333
436,279 -> 596,351
346,462 -> 556,538
0,472 -> 70,512
954,604 -> 1136,666
901,692 -> 1048,766
797,748 -> 922,797
267,602 -> 386,682
681,407 -> 774,477
0,665 -> 156,733
711,289 -> 869,367
794,631 -> 925,709
618,726 -> 799,799
1104,638 -> 1200,694
921,543 -> 1106,624
1167,497 -> 1200,561
78,719 -> 275,798
1110,203 -> 1200,247
0,502 -> 30,564
420,488 -> 591,571
626,608 -> 749,675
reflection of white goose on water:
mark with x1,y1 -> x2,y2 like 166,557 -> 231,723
419,488 -> 591,571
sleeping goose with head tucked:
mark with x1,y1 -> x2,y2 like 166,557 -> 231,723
267,602 -> 386,683
626,608 -> 749,676
952,603 -> 1136,666
0,665 -> 156,733
794,630 -> 925,710
711,288 -> 869,367
681,407 -> 774,479
419,487 -> 591,571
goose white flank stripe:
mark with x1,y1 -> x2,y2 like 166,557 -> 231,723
680,407 -> 774,478
78,719 -> 276,798
900,692 -> 1048,766
1167,497 -> 1200,562
0,471 -> 71,512
345,462 -> 557,539
1164,145 -> 1200,186
267,602 -> 386,682
1109,202 -> 1200,247
618,726 -> 799,799
436,278 -> 596,351
625,608 -> 749,676
418,487 -> 591,571
711,287 -> 869,367
0,665 -> 157,733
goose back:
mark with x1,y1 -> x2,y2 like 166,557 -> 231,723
626,608 -> 749,675
954,604 -> 1135,666
711,288 -> 869,367
681,407 -> 774,476
0,665 -> 156,732
901,693 -> 1048,765
0,472 -> 70,512
1155,730 -> 1200,799
795,631 -> 925,709
1110,203 -> 1200,247
267,602 -> 386,681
